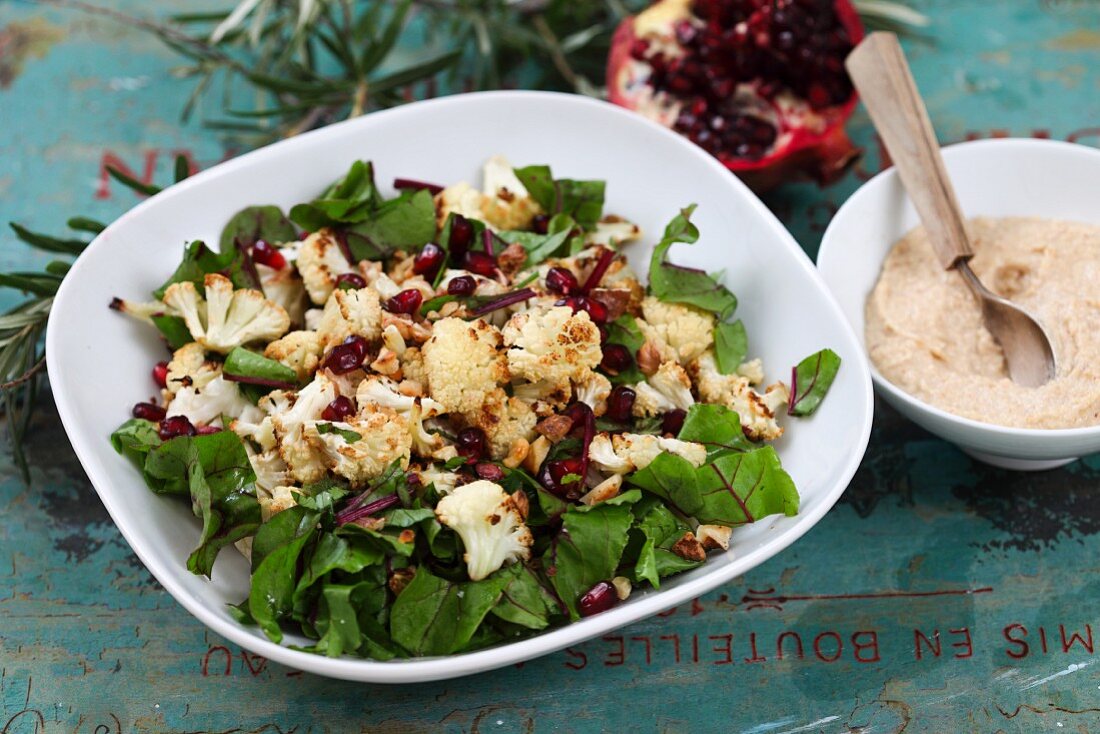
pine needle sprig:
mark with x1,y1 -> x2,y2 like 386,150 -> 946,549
0,156 -> 192,480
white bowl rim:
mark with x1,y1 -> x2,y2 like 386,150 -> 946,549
820,136 -> 1100,442
47,89 -> 874,683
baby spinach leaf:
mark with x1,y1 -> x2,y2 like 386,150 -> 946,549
311,583 -> 366,658
250,504 -> 318,571
788,348 -> 841,417
389,567 -> 509,656
343,189 -> 436,261
289,160 -> 383,230
714,320 -> 748,375
513,165 -> 605,229
677,403 -> 754,458
150,314 -> 192,350
110,418 -> 161,468
628,495 -> 701,588
249,520 -> 319,642
490,564 -> 560,630
648,206 -> 737,320
602,314 -> 646,385
139,431 -> 261,576
316,422 -> 362,443
223,346 -> 299,388
219,205 -> 297,251
380,507 -> 436,527
153,240 -> 260,299
695,447 -> 799,525
630,446 -> 797,526
543,501 -> 634,620
495,228 -> 571,266
294,532 -> 385,607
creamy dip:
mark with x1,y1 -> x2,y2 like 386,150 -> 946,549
865,217 -> 1100,429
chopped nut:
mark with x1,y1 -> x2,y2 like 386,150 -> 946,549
439,300 -> 462,318
637,340 -> 664,376
351,515 -> 385,532
497,242 -> 528,276
503,438 -> 530,469
398,528 -> 417,544
611,576 -> 632,601
382,311 -> 432,344
579,474 -> 623,506
370,347 -> 402,377
536,414 -> 574,443
381,323 -> 407,357
591,289 -> 631,322
510,489 -> 529,521
389,566 -> 416,595
670,531 -> 706,562
398,379 -> 424,397
697,524 -> 733,551
523,436 -> 552,473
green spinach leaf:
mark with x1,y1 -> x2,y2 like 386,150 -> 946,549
491,564 -> 560,630
543,500 -> 635,620
219,205 -> 297,251
677,403 -> 754,458
513,165 -> 605,229
714,320 -> 747,375
389,567 -> 508,655
788,348 -> 841,417
223,346 -> 299,387
647,206 -> 737,319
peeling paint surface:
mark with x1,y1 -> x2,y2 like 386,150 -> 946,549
4,1 -> 1100,732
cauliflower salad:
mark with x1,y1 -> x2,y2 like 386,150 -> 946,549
109,156 -> 840,659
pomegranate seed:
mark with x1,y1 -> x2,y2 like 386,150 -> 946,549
335,272 -> 367,290
251,240 -> 286,270
152,361 -> 169,388
132,402 -> 166,422
449,215 -> 474,255
475,462 -> 505,481
579,581 -> 619,617
456,427 -> 487,462
321,396 -> 356,421
662,409 -> 687,436
195,424 -> 222,435
545,267 -> 579,295
532,214 -> 550,234
384,289 -> 423,315
601,344 -> 633,374
413,243 -> 445,277
158,415 -> 196,441
540,456 -> 586,498
323,335 -> 369,374
561,402 -> 594,431
556,296 -> 608,324
447,275 -> 477,296
464,251 -> 497,277
606,386 -> 636,423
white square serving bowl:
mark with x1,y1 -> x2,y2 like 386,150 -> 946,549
46,90 -> 872,682
817,138 -> 1100,471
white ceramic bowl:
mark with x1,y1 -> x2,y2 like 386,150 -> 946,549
818,138 -> 1100,471
47,91 -> 872,682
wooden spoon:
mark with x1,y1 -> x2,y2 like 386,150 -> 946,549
846,32 -> 1056,387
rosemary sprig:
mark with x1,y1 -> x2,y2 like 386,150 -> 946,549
0,157 -> 191,480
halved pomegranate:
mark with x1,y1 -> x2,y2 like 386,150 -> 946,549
607,0 -> 863,191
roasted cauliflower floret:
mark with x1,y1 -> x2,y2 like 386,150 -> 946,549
110,297 -> 166,325
480,155 -> 541,230
264,330 -> 324,382
435,480 -> 532,581
246,444 -> 290,492
416,464 -> 462,495
422,317 -> 508,414
637,297 -> 714,364
688,350 -> 788,441
356,375 -> 447,456
315,287 -> 383,349
512,379 -> 573,417
632,361 -> 695,417
257,259 -> 307,325
163,274 -> 290,354
502,306 -> 602,385
573,371 -> 612,417
164,342 -> 220,399
588,432 -> 707,474
165,375 -> 258,427
584,217 -> 642,248
258,485 -> 300,522
296,228 -> 353,305
464,387 -> 538,460
434,182 -> 486,228
263,374 -> 338,484
305,410 -> 411,486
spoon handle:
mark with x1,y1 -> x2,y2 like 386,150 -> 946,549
845,32 -> 972,270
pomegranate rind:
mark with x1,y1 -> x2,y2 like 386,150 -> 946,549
606,0 -> 865,191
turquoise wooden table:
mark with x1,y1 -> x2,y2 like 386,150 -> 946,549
3,1 -> 1100,731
